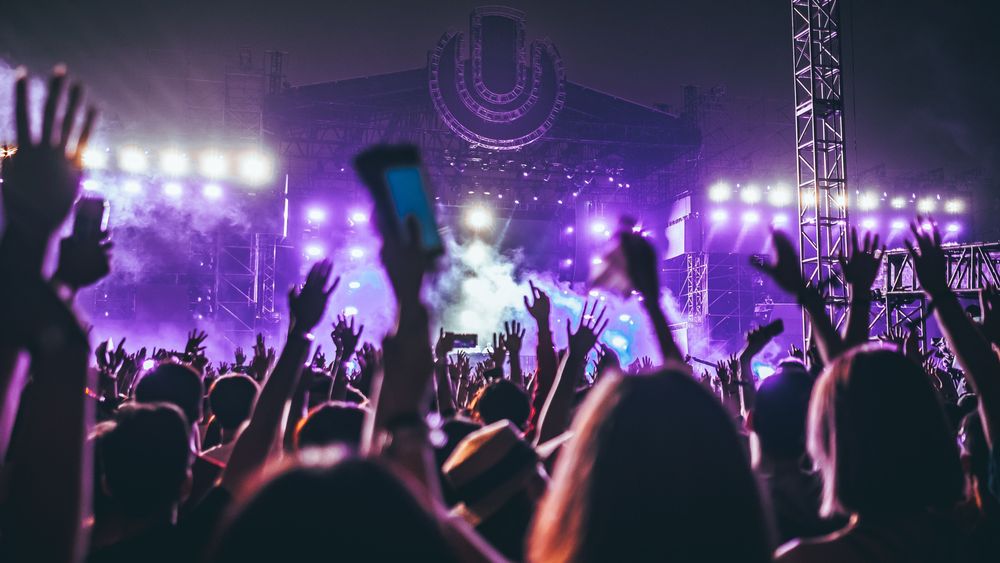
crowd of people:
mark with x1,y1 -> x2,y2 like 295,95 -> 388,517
2,70 -> 999,563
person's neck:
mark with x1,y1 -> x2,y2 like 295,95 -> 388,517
91,506 -> 177,548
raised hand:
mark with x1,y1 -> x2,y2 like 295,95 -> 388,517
620,229 -> 660,299
640,356 -> 653,371
523,280 -> 551,325
567,300 -> 609,360
489,332 -> 508,367
2,68 -> 97,246
355,342 -> 381,395
435,328 -> 456,362
744,319 -> 783,359
53,234 -> 112,290
906,216 -> 949,298
95,338 -> 110,371
215,361 -> 232,375
503,320 -> 526,356
753,230 -> 808,296
311,346 -> 327,371
840,227 -> 884,291
233,346 -> 247,367
879,325 -> 907,347
249,334 -> 275,381
788,344 -> 804,360
185,329 -> 208,358
331,314 -> 364,359
289,259 -> 339,334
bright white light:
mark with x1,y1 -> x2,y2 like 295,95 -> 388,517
162,182 -> 183,198
465,207 -> 493,230
832,194 -> 846,207
860,217 -> 877,230
199,151 -> 228,178
238,151 -> 274,185
857,192 -> 880,211
343,306 -> 358,316
122,180 -> 143,194
740,186 -> 762,204
160,149 -> 189,176
562,258 -> 574,267
618,314 -> 631,322
767,186 -> 793,207
591,256 -> 603,265
890,197 -> 907,209
304,244 -> 324,258
81,148 -> 109,169
610,335 -> 628,349
590,220 -> 608,234
119,147 -> 148,173
306,208 -> 326,222
465,242 -> 489,266
348,281 -> 361,289
755,365 -> 776,379
202,183 -> 223,200
917,198 -> 936,213
565,226 -> 574,234
944,199 -> 965,214
459,309 -> 477,328
708,183 -> 731,202
349,247 -> 365,259
742,210 -> 761,224
142,359 -> 156,370
946,223 -> 961,233
350,210 -> 368,223
710,209 -> 729,223
82,179 -> 101,192
891,219 -> 907,230
772,213 -> 790,226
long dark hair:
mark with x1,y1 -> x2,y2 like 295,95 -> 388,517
529,370 -> 773,562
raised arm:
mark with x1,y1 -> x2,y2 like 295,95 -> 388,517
221,260 -> 338,492
329,314 -> 363,401
504,320 -> 527,388
907,218 -> 1000,449
524,281 -> 555,438
841,227 -> 884,348
737,319 -> 783,417
433,328 -> 457,415
621,230 -> 683,363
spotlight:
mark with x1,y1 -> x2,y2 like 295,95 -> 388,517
81,147 -> 109,169
304,244 -> 324,258
349,210 -> 369,223
742,210 -> 760,224
944,199 -> 965,214
82,179 -> 101,192
917,198 -> 936,213
860,217 -> 877,230
710,209 -> 729,223
708,183 -> 731,203
772,213 -> 790,226
565,226 -> 574,234
590,220 -> 608,235
562,258 -> 574,267
465,207 -> 493,230
618,314 -> 631,322
857,192 -> 880,211
162,182 -> 183,198
237,150 -> 273,185
118,146 -> 148,173
202,183 -> 223,200
610,335 -> 628,349
348,281 -> 361,289
343,306 -> 359,316
946,223 -> 961,233
306,208 -> 326,222
160,149 -> 189,176
142,359 -> 156,370
349,247 -> 365,259
740,186 -> 762,204
591,256 -> 603,265
122,180 -> 143,194
890,196 -> 907,209
767,186 -> 793,207
199,151 -> 228,178
832,193 -> 846,207
891,219 -> 907,230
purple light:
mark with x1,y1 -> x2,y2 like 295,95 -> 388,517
590,220 -> 608,235
860,217 -> 877,230
742,210 -> 760,224
591,256 -> 603,265
565,226 -> 574,234
608,176 -> 615,182
307,208 -> 326,222
163,182 -> 183,198
772,213 -> 789,226
710,209 -> 729,223
203,183 -> 223,200
946,223 -> 961,234
122,180 -> 143,194
562,258 -> 573,267
304,244 -> 324,258
891,219 -> 907,230
347,281 -> 361,289
343,306 -> 359,316
350,210 -> 368,223
349,247 -> 365,259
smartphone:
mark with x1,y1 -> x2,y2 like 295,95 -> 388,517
73,196 -> 109,240
354,145 -> 443,256
447,332 -> 477,349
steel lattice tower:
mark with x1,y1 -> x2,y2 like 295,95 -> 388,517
791,0 -> 850,346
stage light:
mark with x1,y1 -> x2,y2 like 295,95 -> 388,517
891,219 -> 907,230
742,210 -> 761,224
118,146 -> 148,173
199,151 -> 228,178
754,363 -> 776,380
304,244 -> 324,258
81,147 -> 109,169
618,314 -> 631,322
591,256 -> 603,265
860,217 -> 877,230
565,226 -> 574,234
590,220 -> 608,235
160,149 -> 189,176
122,180 -> 143,194
349,247 -> 365,259
162,182 -> 183,198
708,183 -> 731,202
767,186 -> 793,207
465,207 -> 493,230
832,193 -> 846,208
465,242 -> 489,266
857,192 -> 879,211
917,198 -> 936,213
237,150 -> 274,185
306,207 -> 326,222
202,183 -> 223,200
946,223 -> 961,233
142,359 -> 156,371
610,335 -> 628,349
890,197 -> 907,209
772,213 -> 790,226
343,306 -> 359,316
348,281 -> 361,289
710,209 -> 729,223
944,199 -> 965,214
562,258 -> 573,267
350,210 -> 368,223
740,186 -> 762,204
82,179 -> 101,192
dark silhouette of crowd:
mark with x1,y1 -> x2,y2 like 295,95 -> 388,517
2,69 -> 999,563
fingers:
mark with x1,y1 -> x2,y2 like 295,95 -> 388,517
59,83 -> 83,151
14,70 -> 30,146
41,69 -> 66,146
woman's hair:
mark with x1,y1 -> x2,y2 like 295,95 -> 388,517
528,370 -> 772,563
808,346 -> 964,517
212,449 -> 456,563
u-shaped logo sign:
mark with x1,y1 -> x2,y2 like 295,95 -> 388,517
429,6 -> 566,151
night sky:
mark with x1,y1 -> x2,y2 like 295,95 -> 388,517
1,0 -> 998,178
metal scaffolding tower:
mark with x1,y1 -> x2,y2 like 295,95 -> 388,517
791,0 -> 850,346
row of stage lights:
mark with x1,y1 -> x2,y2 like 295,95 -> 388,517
708,182 -> 966,214
80,146 -> 275,186
707,208 -> 963,234
82,178 -> 232,201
